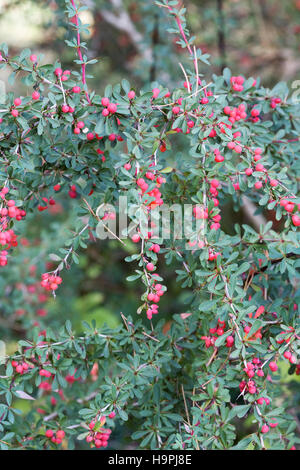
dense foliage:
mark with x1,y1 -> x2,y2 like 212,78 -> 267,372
0,0 -> 299,451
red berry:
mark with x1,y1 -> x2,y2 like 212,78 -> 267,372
56,430 -> 65,440
261,424 -> 269,434
146,263 -> 155,272
32,91 -> 40,100
269,361 -> 278,372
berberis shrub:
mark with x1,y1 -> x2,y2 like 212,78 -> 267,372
0,0 -> 299,451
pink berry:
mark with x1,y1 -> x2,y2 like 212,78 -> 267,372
32,91 -> 40,100
261,424 -> 269,434
56,430 -> 65,440
152,88 -> 160,99
131,234 -> 140,243
55,68 -> 63,77
292,215 -> 300,227
146,263 -> 155,272
107,103 -> 117,114
128,90 -> 135,100
284,351 -> 292,360
269,361 -> 278,372
226,335 -> 234,347
101,97 -> 110,107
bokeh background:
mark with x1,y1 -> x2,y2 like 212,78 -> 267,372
1,0 -> 300,92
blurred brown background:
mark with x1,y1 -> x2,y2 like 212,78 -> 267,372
0,0 -> 299,94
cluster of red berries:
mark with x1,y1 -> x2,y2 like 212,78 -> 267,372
250,107 -> 260,122
257,396 -> 271,406
239,358 -> 276,397
38,196 -> 56,212
275,327 -> 297,364
61,103 -> 75,114
146,281 -> 165,319
190,180 -> 222,243
10,97 -> 23,117
39,368 -> 52,378
260,421 -> 278,434
149,242 -> 160,254
193,206 -> 208,222
86,414 -> 115,449
137,173 -> 165,209
270,97 -> 282,109
11,360 -> 32,374
244,148 -> 265,184
239,378 -> 257,395
230,75 -> 245,92
224,103 -> 247,124
279,199 -> 300,226
54,67 -> 71,82
0,190 -> 26,221
276,326 -> 295,344
208,249 -> 221,261
209,179 -> 221,229
201,318 -> 234,348
130,163 -> 165,319
0,188 -> 26,266
73,120 -> 85,135
213,147 -> 224,162
193,207 -> 221,232
283,350 -> 297,364
45,429 -> 65,445
243,358 -> 264,379
40,273 -> 62,292
101,97 -> 118,117
68,184 -> 77,198
86,428 -> 112,448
